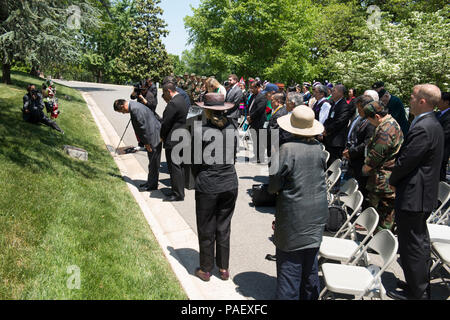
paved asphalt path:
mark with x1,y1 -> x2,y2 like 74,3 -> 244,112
57,80 -> 449,300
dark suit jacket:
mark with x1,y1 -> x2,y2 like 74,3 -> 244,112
249,92 -> 268,130
437,110 -> 450,181
129,101 -> 161,149
161,94 -> 188,149
348,118 -> 376,176
176,87 -> 191,111
268,105 -> 291,145
388,95 -> 410,136
225,84 -> 244,120
390,113 -> 444,213
324,98 -> 355,148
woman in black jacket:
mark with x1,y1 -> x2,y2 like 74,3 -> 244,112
193,93 -> 239,282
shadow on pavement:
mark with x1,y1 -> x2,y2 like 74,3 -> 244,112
167,246 -> 199,276
239,176 -> 269,184
71,86 -> 115,93
233,271 -> 277,300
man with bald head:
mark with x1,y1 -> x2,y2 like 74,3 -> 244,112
388,84 -> 444,300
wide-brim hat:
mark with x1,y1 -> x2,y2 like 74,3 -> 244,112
277,105 -> 324,137
195,93 -> 234,111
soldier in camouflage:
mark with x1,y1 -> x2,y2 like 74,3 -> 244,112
186,73 -> 197,104
181,72 -> 189,91
362,101 -> 404,232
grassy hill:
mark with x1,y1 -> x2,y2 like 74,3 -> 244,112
0,71 -> 187,299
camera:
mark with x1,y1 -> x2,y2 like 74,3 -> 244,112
131,80 -> 147,100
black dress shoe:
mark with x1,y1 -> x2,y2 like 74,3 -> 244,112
163,195 -> 184,202
265,254 -> 277,262
396,280 -> 408,291
138,184 -> 158,192
387,290 -> 430,300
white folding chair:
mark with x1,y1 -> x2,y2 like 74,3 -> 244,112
427,223 -> 450,243
320,207 -> 379,265
320,230 -> 398,300
327,159 -> 342,174
330,178 -> 358,206
430,240 -> 450,289
323,150 -> 330,164
427,182 -> 450,224
336,190 -> 364,236
326,169 -> 342,194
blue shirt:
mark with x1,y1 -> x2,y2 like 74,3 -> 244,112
410,111 -> 434,130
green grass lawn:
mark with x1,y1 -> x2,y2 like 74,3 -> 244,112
0,71 -> 187,300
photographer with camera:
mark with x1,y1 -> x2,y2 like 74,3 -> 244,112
22,84 -> 64,134
130,79 -> 158,113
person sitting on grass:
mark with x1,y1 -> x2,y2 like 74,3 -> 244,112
22,84 -> 64,134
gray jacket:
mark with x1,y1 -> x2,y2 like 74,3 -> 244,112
225,84 -> 243,120
129,100 -> 161,149
268,137 -> 329,252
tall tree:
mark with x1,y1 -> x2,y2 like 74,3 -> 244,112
325,8 -> 450,103
185,0 -> 321,83
0,0 -> 99,84
120,0 -> 172,82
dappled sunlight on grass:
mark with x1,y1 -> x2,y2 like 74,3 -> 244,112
0,71 -> 187,300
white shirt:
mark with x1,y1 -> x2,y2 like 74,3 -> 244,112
318,98 -> 331,124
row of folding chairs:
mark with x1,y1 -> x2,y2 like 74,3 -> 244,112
426,182 -> 450,288
319,165 -> 450,299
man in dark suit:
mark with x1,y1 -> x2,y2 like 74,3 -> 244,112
323,84 -> 355,166
388,84 -> 444,300
343,95 -> 376,206
225,74 -> 244,128
247,81 -> 268,163
379,89 -> 410,136
161,82 -> 188,202
437,92 -> 450,181
113,99 -> 162,192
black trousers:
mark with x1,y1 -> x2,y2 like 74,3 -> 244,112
395,210 -> 432,298
165,147 -> 185,198
195,189 -> 238,273
24,112 -> 63,133
147,144 -> 162,189
326,145 -> 344,167
250,128 -> 267,162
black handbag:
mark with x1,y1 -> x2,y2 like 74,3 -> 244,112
251,184 -> 276,207
325,205 -> 348,233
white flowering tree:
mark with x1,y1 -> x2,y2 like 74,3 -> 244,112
325,9 -> 449,103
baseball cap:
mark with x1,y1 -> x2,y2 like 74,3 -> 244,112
261,83 -> 279,95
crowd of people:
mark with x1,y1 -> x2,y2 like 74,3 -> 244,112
111,73 -> 448,300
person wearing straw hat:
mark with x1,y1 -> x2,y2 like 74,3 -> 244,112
192,93 -> 239,282
268,106 -> 329,300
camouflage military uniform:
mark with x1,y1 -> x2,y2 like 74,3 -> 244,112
364,114 -> 404,231
192,80 -> 203,102
186,78 -> 197,104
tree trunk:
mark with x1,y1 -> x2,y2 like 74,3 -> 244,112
2,63 -> 11,84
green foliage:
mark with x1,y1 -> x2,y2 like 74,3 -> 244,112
168,54 -> 186,76
0,1 -> 100,77
0,70 -> 187,299
120,0 -> 172,82
325,9 -> 450,103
